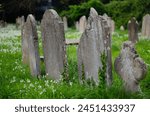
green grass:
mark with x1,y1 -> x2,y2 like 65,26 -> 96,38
0,25 -> 150,99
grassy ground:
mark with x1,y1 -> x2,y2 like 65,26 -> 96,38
0,25 -> 150,99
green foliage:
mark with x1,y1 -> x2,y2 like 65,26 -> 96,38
61,0 -> 106,26
105,0 -> 150,28
98,52 -> 107,89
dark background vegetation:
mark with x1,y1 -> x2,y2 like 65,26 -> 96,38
0,0 -> 150,28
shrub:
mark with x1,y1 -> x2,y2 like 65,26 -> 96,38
60,0 -> 106,26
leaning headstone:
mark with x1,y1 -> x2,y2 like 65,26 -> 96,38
24,14 -> 41,77
41,9 -> 66,81
114,41 -> 147,92
78,8 -> 112,86
63,16 -> 68,31
120,25 -> 125,31
128,17 -> 138,43
79,16 -> 87,33
21,20 -> 29,64
141,14 -> 150,38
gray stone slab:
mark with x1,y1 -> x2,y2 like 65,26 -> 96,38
128,17 -> 139,43
78,8 -> 112,86
25,14 -> 41,77
79,16 -> 87,33
41,9 -> 66,81
63,16 -> 68,31
142,14 -> 150,38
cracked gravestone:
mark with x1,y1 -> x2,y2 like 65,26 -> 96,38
41,9 -> 66,81
77,8 -> 112,86
114,41 -> 147,92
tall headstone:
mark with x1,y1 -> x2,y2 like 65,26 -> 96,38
79,16 -> 87,33
142,14 -> 150,38
128,17 -> 138,43
114,41 -> 147,92
41,9 -> 66,81
78,8 -> 112,86
24,14 -> 41,77
63,16 -> 68,31
111,20 -> 115,33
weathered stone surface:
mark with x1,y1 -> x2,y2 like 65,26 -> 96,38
65,39 -> 79,45
63,16 -> 68,31
79,16 -> 87,33
128,17 -> 139,43
78,8 -> 112,86
114,41 -> 147,92
21,20 -> 29,64
103,14 -> 115,33
41,9 -> 66,81
111,20 -> 115,33
24,14 -> 41,77
141,14 -> 150,38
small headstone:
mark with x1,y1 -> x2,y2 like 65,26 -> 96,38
63,16 -> 68,31
128,17 -> 138,43
141,14 -> 150,38
79,16 -> 87,33
41,9 -> 66,81
24,14 -> 41,77
114,41 -> 147,92
75,21 -> 79,31
78,8 -> 112,86
120,25 -> 125,31
111,20 -> 115,33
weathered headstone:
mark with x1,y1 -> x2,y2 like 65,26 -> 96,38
63,16 -> 68,31
23,14 -> 41,77
114,41 -> 147,92
41,9 -> 66,81
79,16 -> 87,33
78,8 -> 112,86
128,17 -> 138,43
141,14 -> 150,38
120,25 -> 125,31
111,20 -> 115,33
103,14 -> 115,33
16,16 -> 25,29
21,20 -> 29,64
